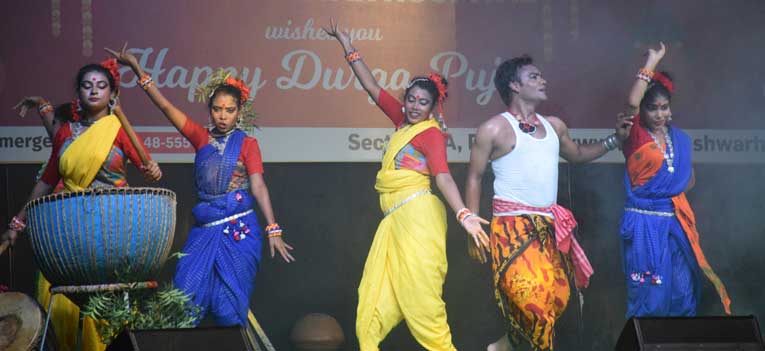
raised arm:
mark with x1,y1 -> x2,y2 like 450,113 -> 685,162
324,19 -> 382,104
14,96 -> 57,137
106,44 -> 189,132
553,112 -> 633,163
627,42 -> 666,115
551,116 -> 609,163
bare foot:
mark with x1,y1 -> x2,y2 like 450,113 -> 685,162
487,333 -> 512,351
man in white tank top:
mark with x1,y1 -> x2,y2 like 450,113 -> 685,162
464,55 -> 631,351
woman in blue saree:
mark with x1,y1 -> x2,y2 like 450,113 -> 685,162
108,45 -> 294,326
619,42 -> 730,317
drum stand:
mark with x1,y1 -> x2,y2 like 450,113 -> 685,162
39,281 -> 158,351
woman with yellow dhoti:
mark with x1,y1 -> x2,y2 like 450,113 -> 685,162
3,59 -> 162,351
325,20 -> 491,350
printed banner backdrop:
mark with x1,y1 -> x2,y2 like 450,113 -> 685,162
1,0 -> 764,163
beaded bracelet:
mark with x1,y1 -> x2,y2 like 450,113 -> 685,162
636,68 -> 654,83
265,223 -> 283,238
638,68 -> 654,78
346,50 -> 362,64
138,75 -> 155,90
9,216 -> 26,232
456,208 -> 473,224
38,101 -> 54,115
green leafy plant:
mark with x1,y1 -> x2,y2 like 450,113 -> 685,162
81,254 -> 201,344
81,284 -> 201,344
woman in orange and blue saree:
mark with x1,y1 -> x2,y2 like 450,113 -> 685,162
619,42 -> 731,318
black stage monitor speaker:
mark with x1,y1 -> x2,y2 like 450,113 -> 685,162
106,326 -> 254,351
616,315 -> 764,351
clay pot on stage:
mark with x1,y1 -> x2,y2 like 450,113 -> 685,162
290,313 -> 345,350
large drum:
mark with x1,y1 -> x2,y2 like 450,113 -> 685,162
25,187 -> 176,286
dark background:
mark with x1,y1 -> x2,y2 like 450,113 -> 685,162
2,162 -> 763,350
2,1 -> 764,350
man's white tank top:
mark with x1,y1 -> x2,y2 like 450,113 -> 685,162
492,112 -> 559,217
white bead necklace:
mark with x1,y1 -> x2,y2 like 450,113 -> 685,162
648,127 -> 675,173
71,121 -> 87,138
210,133 -> 231,155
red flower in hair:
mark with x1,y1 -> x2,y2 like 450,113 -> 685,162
99,58 -> 121,86
224,77 -> 250,103
427,73 -> 448,117
427,73 -> 447,103
652,72 -> 674,94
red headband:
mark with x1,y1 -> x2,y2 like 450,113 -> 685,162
652,72 -> 674,94
224,77 -> 250,103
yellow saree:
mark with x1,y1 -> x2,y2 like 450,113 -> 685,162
36,115 -> 122,351
356,119 -> 456,351
59,115 -> 121,191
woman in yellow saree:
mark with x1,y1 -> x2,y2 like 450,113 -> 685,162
3,59 -> 162,351
326,20 -> 491,351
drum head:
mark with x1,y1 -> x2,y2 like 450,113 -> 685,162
0,292 -> 44,351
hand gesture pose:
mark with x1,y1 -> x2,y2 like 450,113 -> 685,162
105,43 -> 140,69
13,96 -> 49,118
645,42 -> 666,68
463,216 -> 491,263
323,18 -> 353,50
269,235 -> 295,263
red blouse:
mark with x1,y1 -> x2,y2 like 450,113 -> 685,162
376,89 -> 449,175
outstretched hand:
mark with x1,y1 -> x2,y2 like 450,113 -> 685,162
322,18 -> 352,48
462,215 -> 491,263
13,96 -> 48,118
105,42 -> 139,68
269,236 -> 295,263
